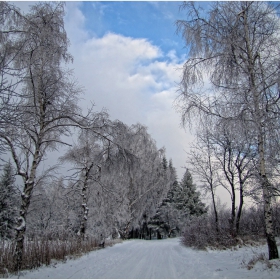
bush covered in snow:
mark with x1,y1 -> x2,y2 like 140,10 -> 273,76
181,205 -> 275,250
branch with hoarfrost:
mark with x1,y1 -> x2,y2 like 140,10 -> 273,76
0,133 -> 26,178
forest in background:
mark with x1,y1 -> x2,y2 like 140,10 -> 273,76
1,0 -> 280,276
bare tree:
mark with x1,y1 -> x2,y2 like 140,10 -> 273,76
187,129 -> 220,233
176,1 -> 280,259
0,2 -> 117,269
212,119 -> 255,236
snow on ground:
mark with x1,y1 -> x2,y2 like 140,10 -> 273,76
10,238 -> 280,279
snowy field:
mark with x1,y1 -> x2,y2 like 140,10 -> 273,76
11,238 -> 280,279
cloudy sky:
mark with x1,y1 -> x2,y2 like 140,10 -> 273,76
11,1 -> 233,204
61,1 -> 194,181
12,1 -> 200,178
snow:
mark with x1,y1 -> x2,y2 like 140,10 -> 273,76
15,216 -> 25,231
25,179 -> 34,184
21,192 -> 29,199
11,238 -> 280,279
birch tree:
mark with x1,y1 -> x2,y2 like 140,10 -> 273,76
95,123 -> 170,239
0,2 -> 114,269
9,3 -> 80,269
60,131 -> 102,241
60,118 -> 133,240
176,1 -> 280,259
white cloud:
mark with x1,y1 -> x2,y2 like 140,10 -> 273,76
147,88 -> 195,174
63,4 -> 191,179
65,2 -> 89,45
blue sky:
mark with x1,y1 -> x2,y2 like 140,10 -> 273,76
79,1 -> 187,59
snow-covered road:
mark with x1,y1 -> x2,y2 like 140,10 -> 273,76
13,238 -> 280,278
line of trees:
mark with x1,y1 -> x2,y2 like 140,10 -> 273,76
175,1 -> 280,259
0,2 -> 207,273
23,123 -> 177,240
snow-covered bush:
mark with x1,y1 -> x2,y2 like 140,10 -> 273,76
238,206 -> 265,237
181,214 -> 236,250
181,204 -> 272,250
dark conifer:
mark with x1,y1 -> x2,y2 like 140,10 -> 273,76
0,162 -> 19,239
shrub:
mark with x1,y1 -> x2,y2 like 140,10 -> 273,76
181,206 -> 269,250
241,252 -> 280,270
181,215 -> 236,250
0,236 -> 99,277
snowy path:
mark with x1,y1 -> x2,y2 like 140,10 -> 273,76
13,238 -> 280,279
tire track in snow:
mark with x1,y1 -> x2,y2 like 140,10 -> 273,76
13,238 -> 280,279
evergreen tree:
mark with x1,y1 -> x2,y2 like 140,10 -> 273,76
148,161 -> 181,238
0,162 -> 19,239
175,169 -> 207,216
162,156 -> 168,171
148,168 -> 207,239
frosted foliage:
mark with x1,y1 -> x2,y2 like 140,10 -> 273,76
26,178 -> 85,238
22,122 -> 175,241
149,168 -> 206,238
59,123 -> 172,239
0,2 -> 102,270
95,124 -> 171,238
0,2 -> 82,183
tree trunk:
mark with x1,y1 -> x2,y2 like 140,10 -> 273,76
79,163 -> 94,240
258,132 -> 278,259
242,7 -> 279,260
79,186 -> 88,241
223,145 -> 236,237
14,180 -> 34,271
14,220 -> 25,271
208,147 -> 219,234
230,188 -> 236,237
262,173 -> 279,260
210,186 -> 219,233
235,179 -> 244,236
14,147 -> 40,270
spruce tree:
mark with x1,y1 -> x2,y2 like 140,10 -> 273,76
162,156 -> 168,171
149,168 -> 207,238
148,160 -> 181,238
175,169 -> 207,216
0,162 -> 19,239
